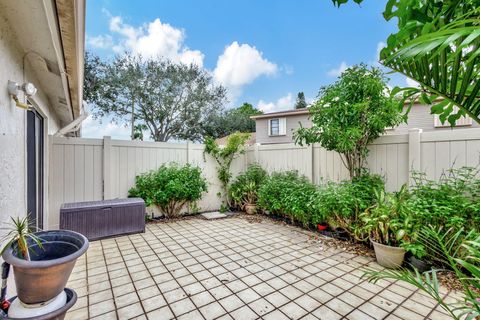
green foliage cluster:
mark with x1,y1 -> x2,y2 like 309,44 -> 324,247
294,64 -> 404,178
257,171 -> 320,226
128,163 -> 207,218
229,164 -> 268,210
407,168 -> 480,230
332,0 -> 480,125
203,103 -> 262,139
358,185 -> 412,247
314,173 -> 384,233
204,132 -> 251,207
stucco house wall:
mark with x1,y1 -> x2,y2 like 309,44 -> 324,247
0,13 -> 62,228
0,0 -> 85,232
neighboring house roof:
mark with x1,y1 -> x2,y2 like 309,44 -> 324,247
250,108 -> 310,120
215,132 -> 256,146
0,0 -> 85,127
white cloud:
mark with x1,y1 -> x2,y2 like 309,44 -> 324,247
102,15 -> 204,67
405,77 -> 420,87
327,61 -> 348,77
87,35 -> 114,49
257,93 -> 293,113
81,115 -> 131,140
214,41 -> 277,90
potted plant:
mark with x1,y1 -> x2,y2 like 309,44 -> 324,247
229,164 -> 267,215
360,186 -> 410,268
1,216 -> 89,305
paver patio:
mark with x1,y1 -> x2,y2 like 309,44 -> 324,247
65,217 -> 459,320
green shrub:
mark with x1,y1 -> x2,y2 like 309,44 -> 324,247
407,167 -> 480,230
401,167 -> 480,258
257,171 -> 319,226
229,164 -> 268,210
314,173 -> 385,236
129,163 -> 207,218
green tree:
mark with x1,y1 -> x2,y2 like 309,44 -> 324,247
294,64 -> 403,179
295,92 -> 308,109
84,53 -> 227,141
332,0 -> 480,125
203,103 -> 262,139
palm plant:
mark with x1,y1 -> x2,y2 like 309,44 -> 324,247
0,216 -> 43,261
332,0 -> 480,125
363,226 -> 480,320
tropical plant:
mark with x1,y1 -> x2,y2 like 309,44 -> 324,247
332,0 -> 480,125
128,163 -> 207,218
359,185 -> 411,246
294,64 -> 404,178
229,164 -> 268,210
363,226 -> 480,320
0,216 -> 43,260
204,132 -> 251,207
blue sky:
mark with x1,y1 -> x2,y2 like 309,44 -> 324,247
83,0 -> 408,139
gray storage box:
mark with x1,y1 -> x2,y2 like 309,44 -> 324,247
60,198 -> 146,240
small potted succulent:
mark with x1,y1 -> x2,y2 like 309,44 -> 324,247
360,186 -> 410,268
1,216 -> 89,305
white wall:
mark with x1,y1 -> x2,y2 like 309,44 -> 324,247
0,13 -> 62,231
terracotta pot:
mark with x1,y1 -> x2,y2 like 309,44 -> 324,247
371,239 -> 405,269
244,204 -> 257,215
5,288 -> 77,320
3,231 -> 88,304
317,223 -> 328,231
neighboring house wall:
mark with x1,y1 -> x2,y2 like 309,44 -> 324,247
0,11 -> 62,230
255,104 -> 478,144
389,103 -> 479,134
255,114 -> 312,144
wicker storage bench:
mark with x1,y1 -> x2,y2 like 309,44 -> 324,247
60,198 -> 146,240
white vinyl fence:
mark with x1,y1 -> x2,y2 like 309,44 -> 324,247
48,128 -> 480,229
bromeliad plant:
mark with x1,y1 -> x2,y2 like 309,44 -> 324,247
364,227 -> 480,320
0,216 -> 43,260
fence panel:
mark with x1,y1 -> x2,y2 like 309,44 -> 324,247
49,129 -> 480,229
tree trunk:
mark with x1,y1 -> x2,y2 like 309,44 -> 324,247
130,97 -> 135,140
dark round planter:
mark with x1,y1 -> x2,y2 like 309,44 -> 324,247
408,256 -> 430,273
2,230 -> 88,304
5,288 -> 77,320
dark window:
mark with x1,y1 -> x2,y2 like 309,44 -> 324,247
270,119 -> 279,136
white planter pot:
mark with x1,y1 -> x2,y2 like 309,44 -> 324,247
371,239 -> 406,269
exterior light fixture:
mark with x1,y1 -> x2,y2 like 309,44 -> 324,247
7,80 -> 37,110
